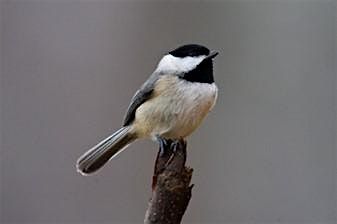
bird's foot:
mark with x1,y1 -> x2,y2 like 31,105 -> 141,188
166,138 -> 187,168
171,138 -> 187,153
156,136 -> 173,157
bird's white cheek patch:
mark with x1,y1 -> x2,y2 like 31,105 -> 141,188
155,54 -> 206,74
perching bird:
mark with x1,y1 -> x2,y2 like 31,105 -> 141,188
76,44 -> 218,175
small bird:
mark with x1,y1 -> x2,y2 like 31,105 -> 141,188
76,44 -> 218,175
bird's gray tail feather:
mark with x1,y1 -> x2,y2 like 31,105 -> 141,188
76,126 -> 136,175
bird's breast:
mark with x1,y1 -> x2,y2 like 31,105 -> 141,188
134,75 -> 218,139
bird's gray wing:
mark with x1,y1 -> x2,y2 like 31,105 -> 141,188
123,73 -> 159,126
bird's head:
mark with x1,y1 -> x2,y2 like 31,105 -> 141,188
156,44 -> 218,83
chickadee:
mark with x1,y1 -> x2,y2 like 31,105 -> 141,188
76,44 -> 218,175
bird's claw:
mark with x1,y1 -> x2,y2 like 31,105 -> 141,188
157,136 -> 173,157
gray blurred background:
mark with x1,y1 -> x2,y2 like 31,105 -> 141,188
1,1 -> 336,224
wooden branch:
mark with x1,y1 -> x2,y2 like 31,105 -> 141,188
144,139 -> 193,224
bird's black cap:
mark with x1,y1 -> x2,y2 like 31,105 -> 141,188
169,44 -> 210,58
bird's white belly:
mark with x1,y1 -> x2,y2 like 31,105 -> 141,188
134,76 -> 218,139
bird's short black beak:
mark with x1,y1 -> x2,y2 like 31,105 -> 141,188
205,51 -> 219,60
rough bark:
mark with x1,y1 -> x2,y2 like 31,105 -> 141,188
144,139 -> 193,224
